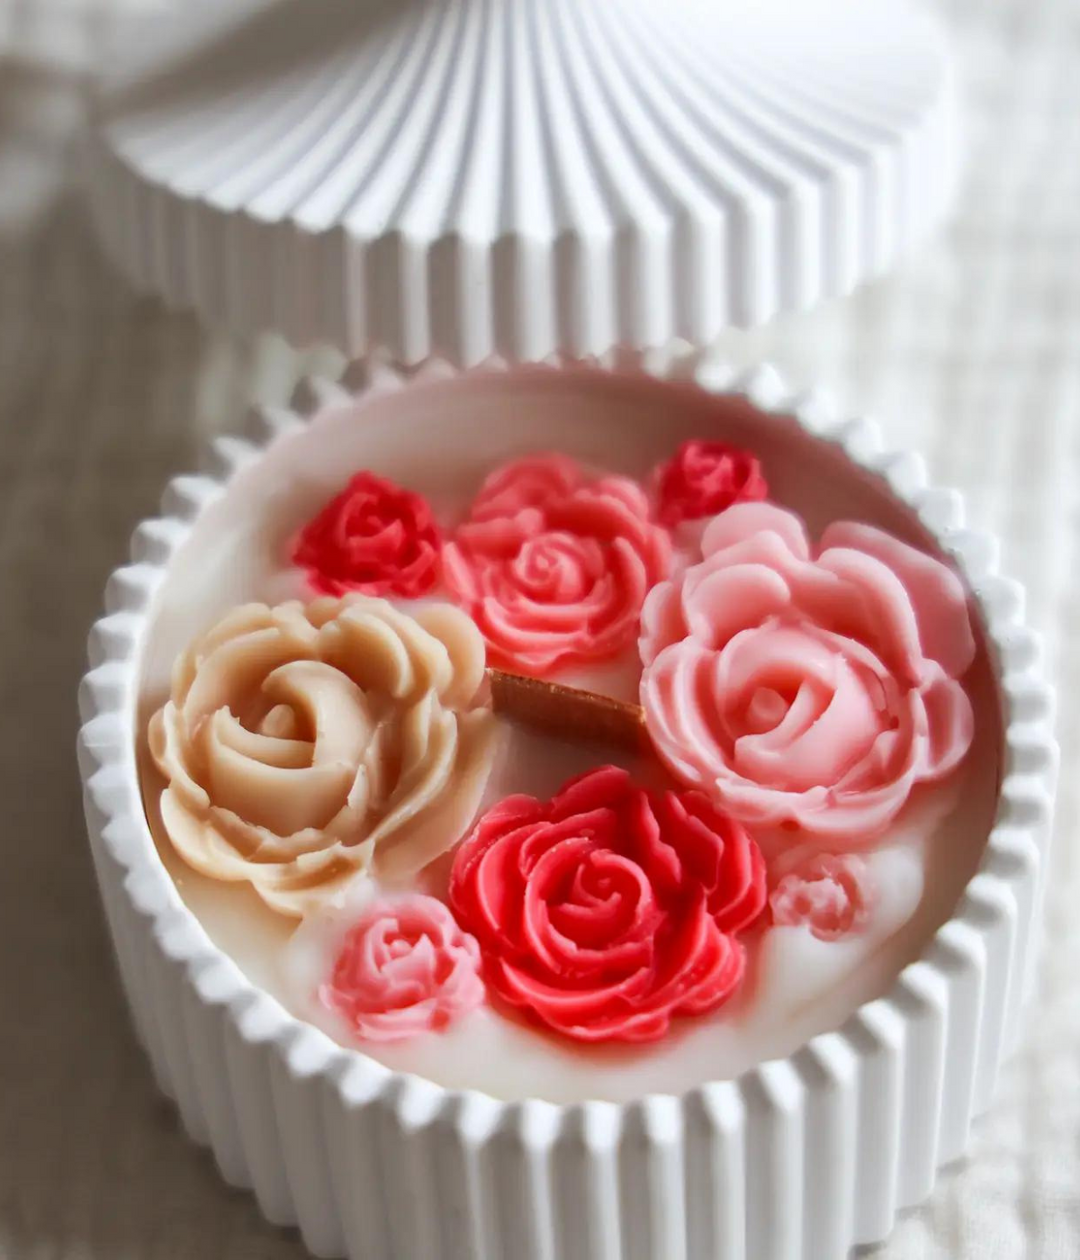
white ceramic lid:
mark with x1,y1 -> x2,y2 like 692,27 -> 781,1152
85,0 -> 957,365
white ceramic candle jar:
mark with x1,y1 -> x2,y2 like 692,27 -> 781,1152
78,355 -> 1056,1260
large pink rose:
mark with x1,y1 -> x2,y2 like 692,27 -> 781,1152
639,502 -> 976,844
443,454 -> 670,675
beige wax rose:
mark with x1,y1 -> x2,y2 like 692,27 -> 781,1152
148,596 -> 497,916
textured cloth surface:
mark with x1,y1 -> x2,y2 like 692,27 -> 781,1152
1,1 -> 1079,1257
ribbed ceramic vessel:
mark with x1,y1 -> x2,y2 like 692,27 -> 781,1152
86,0 -> 958,366
77,355 -> 1056,1260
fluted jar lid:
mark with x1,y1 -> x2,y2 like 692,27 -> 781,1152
86,0 -> 957,365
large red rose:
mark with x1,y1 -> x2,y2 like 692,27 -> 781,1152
442,454 -> 670,676
655,439 -> 768,528
449,765 -> 766,1043
293,471 -> 442,598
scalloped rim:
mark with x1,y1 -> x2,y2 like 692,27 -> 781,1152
77,353 -> 1057,1259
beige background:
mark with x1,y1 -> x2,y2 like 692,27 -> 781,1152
2,0 -> 1078,1256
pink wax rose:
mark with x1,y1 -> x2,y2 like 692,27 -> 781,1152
443,454 -> 670,676
320,896 -> 485,1041
639,502 -> 976,844
770,854 -> 875,941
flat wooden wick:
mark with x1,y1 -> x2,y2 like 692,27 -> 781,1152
488,669 -> 648,753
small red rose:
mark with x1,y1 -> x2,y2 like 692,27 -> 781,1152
449,765 -> 767,1043
293,472 -> 442,598
655,439 -> 767,528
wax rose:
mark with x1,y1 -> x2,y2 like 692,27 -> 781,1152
320,895 -> 485,1041
449,765 -> 766,1043
443,454 -> 670,676
640,502 -> 975,844
655,439 -> 768,528
149,596 -> 496,915
770,853 -> 875,941
293,471 -> 442,598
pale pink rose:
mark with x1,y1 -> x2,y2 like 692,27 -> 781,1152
639,502 -> 975,844
320,896 -> 484,1041
770,854 -> 875,941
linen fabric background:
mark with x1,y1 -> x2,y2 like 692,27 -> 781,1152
1,0 -> 1078,1256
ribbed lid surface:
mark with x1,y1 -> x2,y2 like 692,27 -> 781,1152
86,0 -> 958,364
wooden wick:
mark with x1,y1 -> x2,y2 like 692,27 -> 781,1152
487,669 -> 649,753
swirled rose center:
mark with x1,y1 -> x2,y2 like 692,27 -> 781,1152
341,497 -> 402,543
509,534 -> 599,603
545,847 -> 655,948
197,658 -> 375,835
743,685 -> 792,733
789,881 -> 848,927
360,920 -> 452,994
694,623 -> 900,794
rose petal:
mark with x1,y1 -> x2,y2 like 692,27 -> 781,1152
917,667 -> 975,779
639,578 -> 687,665
809,548 -> 927,686
683,562 -> 793,651
701,501 -> 811,561
821,521 -> 976,677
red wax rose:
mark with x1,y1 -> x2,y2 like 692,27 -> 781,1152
443,454 -> 670,675
655,439 -> 767,528
449,765 -> 767,1043
293,472 -> 442,598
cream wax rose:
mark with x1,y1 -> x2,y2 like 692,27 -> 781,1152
149,596 -> 496,915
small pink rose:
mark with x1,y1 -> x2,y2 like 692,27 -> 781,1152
320,896 -> 484,1041
769,854 -> 874,941
639,502 -> 976,844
